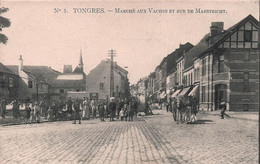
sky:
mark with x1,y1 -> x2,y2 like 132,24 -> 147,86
0,1 -> 258,84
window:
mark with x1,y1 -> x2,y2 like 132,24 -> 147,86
218,55 -> 225,73
202,58 -> 206,76
202,86 -> 206,102
9,78 -> 13,87
244,31 -> 252,42
243,72 -> 249,92
28,80 -> 33,88
60,89 -> 64,93
100,83 -> 104,90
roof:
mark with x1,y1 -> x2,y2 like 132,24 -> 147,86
0,62 -> 18,76
73,66 -> 85,74
199,14 -> 259,57
6,65 -> 61,86
184,34 -> 210,70
166,42 -> 194,75
57,74 -> 84,80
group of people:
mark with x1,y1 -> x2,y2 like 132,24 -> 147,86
167,95 -> 198,124
0,96 -> 139,124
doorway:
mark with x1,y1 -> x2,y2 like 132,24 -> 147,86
215,84 -> 227,110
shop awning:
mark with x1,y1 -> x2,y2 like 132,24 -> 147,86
177,87 -> 191,97
171,89 -> 182,98
188,85 -> 199,97
160,91 -> 166,99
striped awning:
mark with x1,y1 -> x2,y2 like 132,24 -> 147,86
171,89 -> 182,98
188,85 -> 199,97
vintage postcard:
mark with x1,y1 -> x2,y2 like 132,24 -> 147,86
0,0 -> 259,164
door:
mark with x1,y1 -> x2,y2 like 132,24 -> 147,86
215,84 -> 227,110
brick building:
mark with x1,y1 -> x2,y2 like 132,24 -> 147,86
199,14 -> 259,111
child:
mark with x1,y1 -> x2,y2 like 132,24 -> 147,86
47,106 -> 53,122
119,108 -> 124,121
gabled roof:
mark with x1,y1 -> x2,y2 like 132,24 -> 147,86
199,14 -> 259,57
73,66 -> 85,75
166,42 -> 194,75
0,62 -> 18,76
184,34 -> 210,70
6,65 -> 61,86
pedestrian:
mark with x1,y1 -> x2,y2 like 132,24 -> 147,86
73,98 -> 81,124
184,97 -> 191,124
220,99 -> 228,119
172,97 -> 177,121
25,103 -> 31,123
82,98 -> 87,120
98,101 -> 105,121
123,101 -> 129,121
52,101 -> 58,121
67,97 -> 73,117
11,99 -> 19,119
30,104 -> 36,123
34,102 -> 41,123
116,100 -> 121,119
132,99 -> 138,118
39,99 -> 47,119
47,106 -> 53,122
0,97 -> 7,118
85,99 -> 91,120
109,98 -> 116,121
190,96 -> 198,123
128,101 -> 134,121
119,107 -> 124,121
91,99 -> 97,119
104,102 -> 108,118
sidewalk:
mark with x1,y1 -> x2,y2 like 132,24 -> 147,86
201,110 -> 259,121
149,104 -> 259,122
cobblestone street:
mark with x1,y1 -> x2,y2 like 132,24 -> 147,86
0,110 -> 258,164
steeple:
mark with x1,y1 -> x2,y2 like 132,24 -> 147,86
78,49 -> 83,70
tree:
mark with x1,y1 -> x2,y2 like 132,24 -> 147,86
0,7 -> 11,44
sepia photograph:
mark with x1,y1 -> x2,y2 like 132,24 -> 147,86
0,0 -> 259,163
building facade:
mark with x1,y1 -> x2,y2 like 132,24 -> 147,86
199,15 -> 259,111
85,60 -> 129,100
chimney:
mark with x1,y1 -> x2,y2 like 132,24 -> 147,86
210,22 -> 224,37
18,55 -> 23,75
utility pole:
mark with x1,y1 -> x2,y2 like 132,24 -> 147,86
108,49 -> 116,97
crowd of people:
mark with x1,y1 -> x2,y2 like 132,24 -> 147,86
0,96 -> 139,124
166,95 -> 199,124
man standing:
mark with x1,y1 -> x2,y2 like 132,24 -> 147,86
34,102 -> 41,123
220,99 -> 227,119
172,97 -> 177,121
67,97 -> 73,116
11,99 -> 19,119
73,98 -> 81,124
109,98 -> 116,121
0,97 -> 7,118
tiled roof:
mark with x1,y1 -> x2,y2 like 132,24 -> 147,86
166,42 -> 194,75
0,62 -> 18,76
199,14 -> 259,57
184,34 -> 210,70
6,65 -> 61,86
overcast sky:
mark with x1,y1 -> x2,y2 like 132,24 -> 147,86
0,1 -> 258,84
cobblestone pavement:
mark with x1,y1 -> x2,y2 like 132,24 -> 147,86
0,110 -> 258,164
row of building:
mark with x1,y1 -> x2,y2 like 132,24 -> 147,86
131,14 -> 259,111
0,51 -> 130,103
